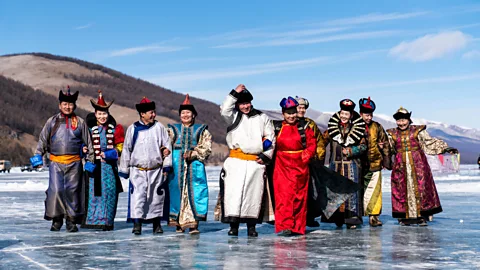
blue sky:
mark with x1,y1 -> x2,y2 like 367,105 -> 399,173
1,1 -> 479,127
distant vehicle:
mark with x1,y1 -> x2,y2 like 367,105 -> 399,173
0,160 -> 12,173
21,164 -> 34,172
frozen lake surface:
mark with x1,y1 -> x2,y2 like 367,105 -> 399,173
1,165 -> 480,269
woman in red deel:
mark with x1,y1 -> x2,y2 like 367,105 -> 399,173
272,97 -> 316,236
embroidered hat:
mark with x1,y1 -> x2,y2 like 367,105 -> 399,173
393,106 -> 412,121
280,96 -> 299,114
179,94 -> 197,116
339,98 -> 356,112
295,96 -> 309,109
90,90 -> 114,111
359,97 -> 376,114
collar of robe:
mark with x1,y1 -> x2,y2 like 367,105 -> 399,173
327,111 -> 366,147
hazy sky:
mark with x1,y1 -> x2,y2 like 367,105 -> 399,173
1,1 -> 479,127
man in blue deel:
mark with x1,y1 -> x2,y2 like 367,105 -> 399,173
31,87 -> 95,232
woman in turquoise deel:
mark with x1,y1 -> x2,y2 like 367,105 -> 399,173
163,94 -> 212,234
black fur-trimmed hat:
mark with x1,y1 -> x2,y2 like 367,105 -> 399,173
136,96 -> 156,113
393,106 -> 412,121
359,97 -> 376,114
339,98 -> 356,112
236,89 -> 253,104
58,86 -> 79,103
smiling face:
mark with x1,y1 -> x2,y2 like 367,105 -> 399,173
59,102 -> 75,115
180,110 -> 194,125
339,110 -> 352,124
283,111 -> 297,125
297,105 -> 307,118
238,102 -> 252,114
140,110 -> 156,124
95,110 -> 109,125
361,112 -> 373,125
396,118 -> 410,130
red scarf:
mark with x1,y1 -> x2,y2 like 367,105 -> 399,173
63,113 -> 78,131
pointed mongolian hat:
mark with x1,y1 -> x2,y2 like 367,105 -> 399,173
135,96 -> 156,113
58,85 -> 79,103
295,96 -> 309,109
339,98 -> 356,112
90,90 -> 114,111
179,94 -> 197,116
393,106 -> 412,121
280,96 -> 299,114
359,97 -> 376,114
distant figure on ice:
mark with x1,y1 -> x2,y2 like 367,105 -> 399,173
477,155 -> 480,169
81,91 -> 125,231
294,96 -> 327,227
323,99 -> 366,229
387,107 -> 458,226
30,87 -> 94,232
358,97 -> 391,227
164,94 -> 212,235
217,84 -> 276,237
119,97 -> 171,235
271,97 -> 316,236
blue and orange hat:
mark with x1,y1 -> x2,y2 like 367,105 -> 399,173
280,96 -> 299,113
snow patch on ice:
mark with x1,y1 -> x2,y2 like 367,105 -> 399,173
0,180 -> 48,192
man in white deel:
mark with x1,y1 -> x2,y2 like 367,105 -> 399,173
119,96 -> 171,235
220,84 -> 275,237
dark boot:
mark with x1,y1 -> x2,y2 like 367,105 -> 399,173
50,217 -> 63,231
247,223 -> 258,237
153,220 -> 163,234
132,222 -> 142,235
228,222 -> 239,236
306,218 -> 320,228
418,217 -> 428,227
278,230 -> 292,236
66,219 -> 78,233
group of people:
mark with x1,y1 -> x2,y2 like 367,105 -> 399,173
31,84 -> 458,237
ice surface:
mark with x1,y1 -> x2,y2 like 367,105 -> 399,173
1,166 -> 480,269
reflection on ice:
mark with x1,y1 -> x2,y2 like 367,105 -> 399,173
0,166 -> 479,269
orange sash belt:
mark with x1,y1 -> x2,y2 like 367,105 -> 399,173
50,154 -> 81,164
229,149 -> 258,161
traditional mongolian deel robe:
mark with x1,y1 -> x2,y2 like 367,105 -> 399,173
272,120 -> 316,234
119,120 -> 171,222
387,125 -> 447,219
218,90 -> 276,224
82,115 -> 125,230
164,123 -> 212,230
323,112 -> 366,225
302,117 -> 327,161
361,121 -> 391,217
35,113 -> 93,223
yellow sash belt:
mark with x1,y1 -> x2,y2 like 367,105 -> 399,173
229,149 -> 258,161
49,154 -> 81,165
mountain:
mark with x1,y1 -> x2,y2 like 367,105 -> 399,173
0,75 -> 90,164
265,109 -> 480,164
0,53 -> 228,165
1,53 -> 478,165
